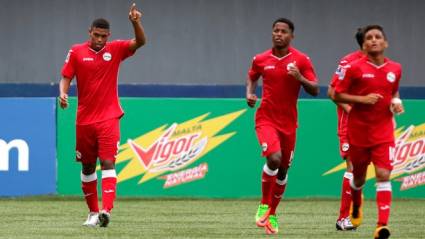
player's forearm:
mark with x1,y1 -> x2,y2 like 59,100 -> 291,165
246,78 -> 258,96
130,21 -> 146,51
328,86 -> 351,112
334,92 -> 363,104
59,77 -> 71,95
299,76 -> 319,96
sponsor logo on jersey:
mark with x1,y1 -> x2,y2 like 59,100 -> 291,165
387,72 -> 396,83
323,123 -> 425,191
112,109 -> 245,188
83,57 -> 94,61
264,65 -> 275,70
103,52 -> 112,61
362,73 -> 375,78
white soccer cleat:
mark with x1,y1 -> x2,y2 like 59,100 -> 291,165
82,212 -> 99,227
98,209 -> 111,227
336,217 -> 355,231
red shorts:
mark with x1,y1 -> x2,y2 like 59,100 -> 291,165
76,118 -> 120,164
349,142 -> 395,177
255,125 -> 296,168
338,134 -> 350,159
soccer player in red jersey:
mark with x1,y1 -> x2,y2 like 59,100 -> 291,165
334,25 -> 404,239
246,18 -> 319,235
328,28 -> 365,231
58,3 -> 146,227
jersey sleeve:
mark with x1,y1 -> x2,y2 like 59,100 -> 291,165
247,56 -> 262,81
114,40 -> 135,61
299,55 -> 317,82
334,64 -> 354,94
393,65 -> 402,95
61,48 -> 76,80
329,58 -> 349,87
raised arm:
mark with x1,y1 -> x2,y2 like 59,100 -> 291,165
128,3 -> 146,51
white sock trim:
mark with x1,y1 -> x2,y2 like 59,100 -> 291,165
81,172 -> 97,182
376,181 -> 392,192
263,164 -> 278,176
276,175 -> 288,185
349,178 -> 364,190
102,169 -> 117,179
344,172 -> 353,180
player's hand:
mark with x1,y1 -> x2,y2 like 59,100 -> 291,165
287,63 -> 301,81
129,3 -> 142,23
390,98 -> 404,115
362,93 -> 383,104
59,93 -> 69,109
246,94 -> 258,108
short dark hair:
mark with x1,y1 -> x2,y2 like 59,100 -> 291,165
355,27 -> 364,48
363,24 -> 386,40
272,18 -> 294,33
91,18 -> 110,29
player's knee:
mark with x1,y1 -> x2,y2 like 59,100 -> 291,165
375,167 -> 391,182
100,159 -> 115,170
266,153 -> 282,170
82,163 -> 96,175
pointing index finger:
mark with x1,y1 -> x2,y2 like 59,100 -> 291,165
131,3 -> 136,11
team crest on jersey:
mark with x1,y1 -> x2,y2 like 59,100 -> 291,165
286,62 -> 296,71
76,150 -> 82,159
341,143 -> 349,152
387,72 -> 396,83
103,52 -> 112,61
261,142 -> 268,152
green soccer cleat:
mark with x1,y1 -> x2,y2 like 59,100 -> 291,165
255,204 -> 270,227
265,214 -> 279,234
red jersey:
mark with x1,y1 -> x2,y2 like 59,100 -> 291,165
330,50 -> 364,137
335,57 -> 401,147
61,40 -> 134,125
248,47 -> 317,134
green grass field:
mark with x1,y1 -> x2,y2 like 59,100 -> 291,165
0,197 -> 424,239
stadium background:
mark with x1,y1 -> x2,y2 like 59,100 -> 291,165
1,0 -> 425,198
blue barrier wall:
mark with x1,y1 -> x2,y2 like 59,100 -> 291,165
0,98 -> 56,196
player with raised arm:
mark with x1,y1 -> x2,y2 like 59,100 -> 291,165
59,3 -> 146,227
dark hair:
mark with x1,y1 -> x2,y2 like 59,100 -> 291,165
272,18 -> 295,33
91,18 -> 110,29
355,27 -> 364,48
363,24 -> 386,40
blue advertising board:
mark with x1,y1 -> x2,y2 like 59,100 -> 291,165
0,98 -> 56,196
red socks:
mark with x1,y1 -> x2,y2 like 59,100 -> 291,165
101,169 -> 117,213
81,170 -> 117,213
81,172 -> 99,213
376,182 -> 392,226
269,177 -> 288,215
338,172 -> 353,219
261,164 -> 278,205
350,178 -> 363,209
